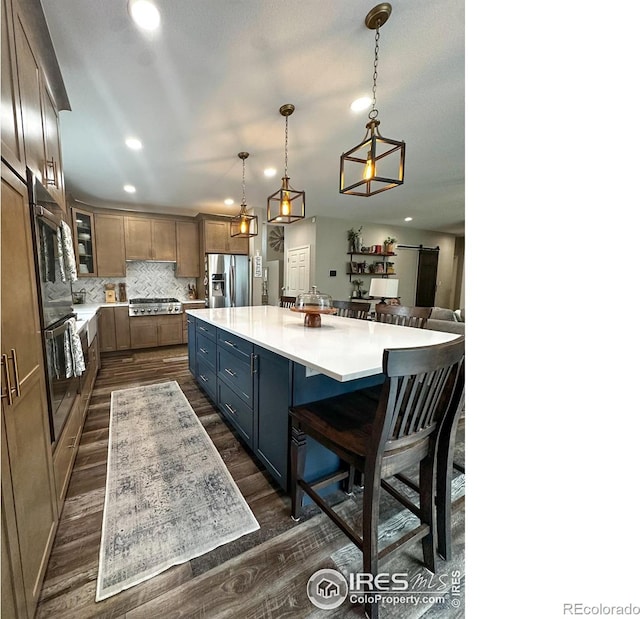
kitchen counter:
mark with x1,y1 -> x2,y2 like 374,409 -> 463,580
187,305 -> 459,382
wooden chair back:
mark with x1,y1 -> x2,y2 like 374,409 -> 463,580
279,296 -> 297,308
374,304 -> 432,329
332,300 -> 370,320
374,337 -> 465,462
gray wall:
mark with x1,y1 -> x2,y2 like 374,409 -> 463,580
279,216 -> 463,308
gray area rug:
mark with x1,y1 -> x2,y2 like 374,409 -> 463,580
96,381 -> 260,601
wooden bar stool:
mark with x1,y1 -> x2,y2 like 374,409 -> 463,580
279,295 -> 297,308
332,300 -> 371,319
290,338 -> 465,619
374,304 -> 432,329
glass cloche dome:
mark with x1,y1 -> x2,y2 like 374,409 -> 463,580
294,286 -> 333,311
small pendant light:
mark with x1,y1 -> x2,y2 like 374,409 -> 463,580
230,152 -> 258,238
340,3 -> 405,197
267,104 -> 305,223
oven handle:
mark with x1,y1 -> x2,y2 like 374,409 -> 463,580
36,205 -> 62,231
45,320 -> 70,340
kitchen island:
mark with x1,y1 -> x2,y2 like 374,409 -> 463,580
186,306 -> 459,490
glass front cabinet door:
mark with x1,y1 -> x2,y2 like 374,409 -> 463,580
72,207 -> 97,276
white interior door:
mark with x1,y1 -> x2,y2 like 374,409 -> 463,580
285,245 -> 310,296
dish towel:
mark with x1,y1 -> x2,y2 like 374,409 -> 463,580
64,318 -> 86,378
57,220 -> 78,282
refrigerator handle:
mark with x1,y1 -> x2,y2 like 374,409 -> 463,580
230,260 -> 235,307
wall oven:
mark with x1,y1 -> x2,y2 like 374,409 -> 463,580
28,169 -> 80,445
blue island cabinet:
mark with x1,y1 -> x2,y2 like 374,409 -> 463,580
186,314 -> 196,376
189,316 -> 384,493
193,318 -> 217,404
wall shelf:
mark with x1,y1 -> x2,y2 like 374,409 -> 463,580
347,252 -> 397,281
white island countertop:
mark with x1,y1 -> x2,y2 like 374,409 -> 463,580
187,306 -> 460,382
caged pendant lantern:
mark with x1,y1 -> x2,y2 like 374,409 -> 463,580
340,3 -> 405,197
230,152 -> 258,238
267,104 -> 305,223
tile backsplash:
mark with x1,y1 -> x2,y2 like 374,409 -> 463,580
72,262 -> 197,304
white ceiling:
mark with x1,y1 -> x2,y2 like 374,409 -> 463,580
41,0 -> 464,235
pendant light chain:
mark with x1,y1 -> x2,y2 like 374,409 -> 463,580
284,114 -> 289,177
369,24 -> 381,121
241,156 -> 247,208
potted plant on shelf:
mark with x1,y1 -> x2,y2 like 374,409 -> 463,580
384,236 -> 397,254
347,226 -> 363,253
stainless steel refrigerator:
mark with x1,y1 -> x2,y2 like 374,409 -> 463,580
206,254 -> 250,308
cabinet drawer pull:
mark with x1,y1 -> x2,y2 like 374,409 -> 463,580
199,374 -> 208,383
199,347 -> 208,354
9,350 -> 20,398
250,353 -> 258,374
199,325 -> 208,331
45,158 -> 57,186
223,339 -> 237,349
1,354 -> 13,405
224,368 -> 236,377
224,403 -> 236,415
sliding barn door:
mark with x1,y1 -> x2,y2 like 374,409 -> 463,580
415,248 -> 439,307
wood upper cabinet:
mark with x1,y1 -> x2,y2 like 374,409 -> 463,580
13,6 -> 44,183
202,218 -> 248,255
1,0 -> 25,176
125,216 -> 176,261
41,84 -> 65,207
152,219 -> 176,261
2,163 -> 58,618
228,229 -> 249,255
95,213 -> 126,277
12,3 -> 66,211
176,221 -> 200,277
203,219 -> 228,253
125,217 -> 151,260
72,207 -> 97,277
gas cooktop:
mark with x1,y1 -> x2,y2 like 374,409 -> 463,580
129,298 -> 182,316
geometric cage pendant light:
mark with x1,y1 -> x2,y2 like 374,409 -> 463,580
230,151 -> 258,238
267,104 -> 305,223
340,3 -> 405,197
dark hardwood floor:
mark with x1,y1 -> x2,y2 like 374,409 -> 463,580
35,346 -> 465,618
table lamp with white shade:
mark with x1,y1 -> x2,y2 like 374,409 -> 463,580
368,278 -> 399,304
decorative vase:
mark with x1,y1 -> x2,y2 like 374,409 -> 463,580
355,237 -> 363,253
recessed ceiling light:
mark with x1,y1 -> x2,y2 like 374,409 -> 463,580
263,167 -> 277,178
128,0 -> 160,31
224,198 -> 234,206
124,184 -> 136,193
125,137 -> 142,150
404,217 -> 413,222
350,97 -> 371,112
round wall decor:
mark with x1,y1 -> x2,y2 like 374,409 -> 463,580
268,227 -> 284,252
